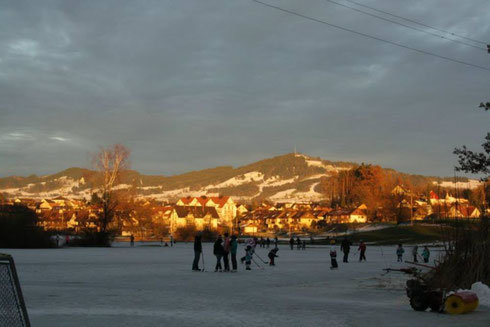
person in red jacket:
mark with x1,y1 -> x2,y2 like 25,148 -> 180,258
358,241 -> 367,261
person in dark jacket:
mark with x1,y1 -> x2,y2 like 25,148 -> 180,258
268,248 -> 279,266
358,241 -> 367,261
266,237 -> 271,248
223,233 -> 231,272
340,238 -> 351,263
289,237 -> 294,250
230,235 -> 238,272
296,237 -> 301,250
330,248 -> 338,269
192,233 -> 202,271
213,235 -> 224,272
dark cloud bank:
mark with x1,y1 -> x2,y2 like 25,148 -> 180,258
0,0 -> 489,178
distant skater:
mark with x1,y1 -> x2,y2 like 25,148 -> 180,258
231,235 -> 238,272
274,236 -> 278,249
170,235 -> 174,247
130,234 -> 134,247
223,233 -> 231,272
214,235 -> 224,272
268,248 -> 279,266
340,238 -> 351,263
192,233 -> 202,271
302,240 -> 306,250
296,237 -> 301,250
245,245 -> 253,270
412,245 -> 419,262
289,237 -> 294,250
358,241 -> 366,261
422,246 -> 430,263
396,244 -> 405,262
266,237 -> 271,248
330,248 -> 338,269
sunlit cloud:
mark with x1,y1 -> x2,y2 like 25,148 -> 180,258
50,136 -> 69,142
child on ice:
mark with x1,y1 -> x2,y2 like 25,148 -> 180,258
268,248 -> 279,266
422,246 -> 430,263
396,244 -> 405,262
245,245 -> 253,270
330,248 -> 338,269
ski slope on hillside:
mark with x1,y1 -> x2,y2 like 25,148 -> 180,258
4,244 -> 489,327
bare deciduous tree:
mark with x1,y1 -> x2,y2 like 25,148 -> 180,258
92,144 -> 130,241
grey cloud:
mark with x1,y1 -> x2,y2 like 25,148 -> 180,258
0,0 -> 489,178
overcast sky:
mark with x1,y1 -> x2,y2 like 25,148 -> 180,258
1,0 -> 489,178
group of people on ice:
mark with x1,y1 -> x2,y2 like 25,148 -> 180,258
289,237 -> 307,250
192,233 -> 280,272
396,244 -> 430,263
193,233 -> 432,272
328,238 -> 367,269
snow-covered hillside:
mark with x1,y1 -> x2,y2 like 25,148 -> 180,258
0,153 -> 481,202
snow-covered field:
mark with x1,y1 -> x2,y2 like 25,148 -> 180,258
3,244 -> 489,327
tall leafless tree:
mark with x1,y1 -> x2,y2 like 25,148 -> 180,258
93,144 -> 130,240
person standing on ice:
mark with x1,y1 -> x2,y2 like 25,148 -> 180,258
244,245 -> 253,270
223,233 -> 231,272
170,235 -> 174,247
230,235 -> 238,272
289,237 -> 294,250
268,248 -> 279,266
412,245 -> 419,262
130,234 -> 134,247
296,237 -> 301,250
266,237 -> 271,248
358,240 -> 366,261
192,233 -> 202,271
422,246 -> 430,263
330,248 -> 338,269
274,236 -> 278,249
302,240 -> 306,250
340,238 -> 351,263
396,244 -> 405,262
213,235 -> 224,272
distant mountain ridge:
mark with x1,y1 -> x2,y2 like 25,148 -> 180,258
0,153 -> 477,202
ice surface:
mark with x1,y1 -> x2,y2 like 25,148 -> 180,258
2,244 -> 489,327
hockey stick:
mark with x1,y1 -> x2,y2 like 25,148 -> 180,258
252,257 -> 265,270
253,252 -> 269,264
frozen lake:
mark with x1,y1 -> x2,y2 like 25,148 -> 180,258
3,243 -> 489,326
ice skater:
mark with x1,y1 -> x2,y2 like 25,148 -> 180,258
192,233 -> 202,271
245,245 -> 253,270
412,245 -> 418,262
340,238 -> 351,263
289,237 -> 294,250
396,244 -> 405,262
213,235 -> 224,272
130,234 -> 134,247
296,237 -> 301,250
358,240 -> 366,261
422,246 -> 430,263
230,235 -> 238,272
223,233 -> 231,272
266,237 -> 271,248
268,248 -> 279,266
330,248 -> 338,269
